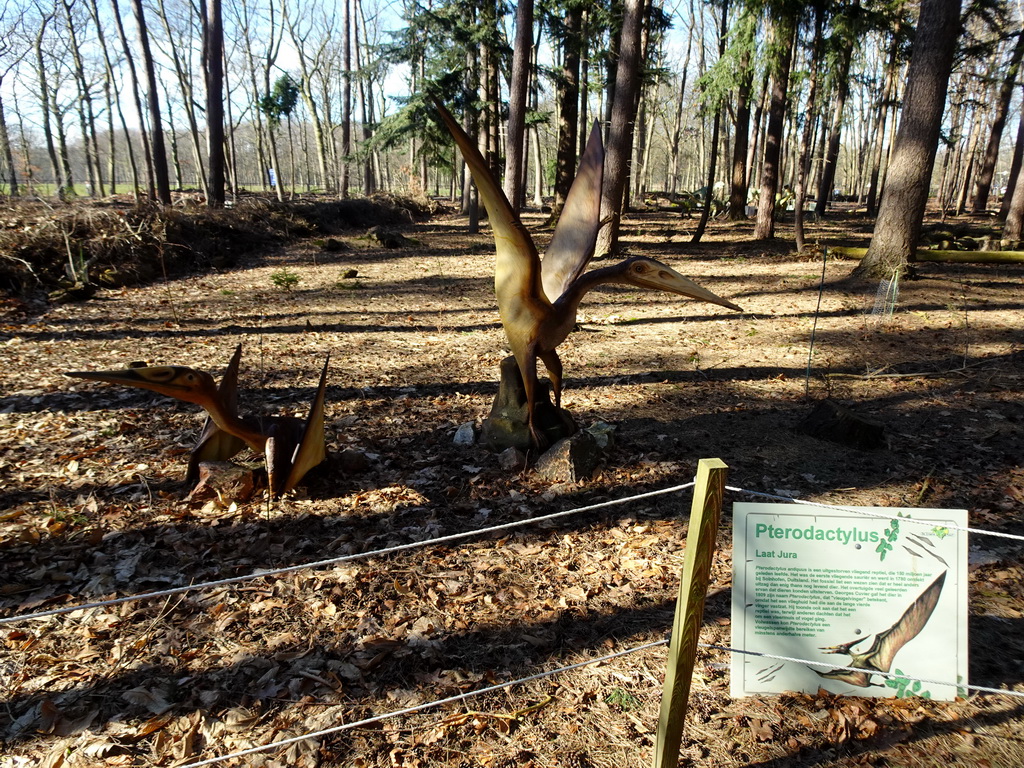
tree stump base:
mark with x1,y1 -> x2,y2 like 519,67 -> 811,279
481,356 -> 578,452
796,399 -> 887,450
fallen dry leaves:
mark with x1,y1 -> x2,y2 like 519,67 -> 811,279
1,205 -> 1023,766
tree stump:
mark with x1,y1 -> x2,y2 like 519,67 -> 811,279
796,399 -> 886,450
481,356 -> 577,452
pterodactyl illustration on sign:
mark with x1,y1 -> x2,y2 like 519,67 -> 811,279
433,100 -> 742,447
815,570 -> 947,687
66,350 -> 329,497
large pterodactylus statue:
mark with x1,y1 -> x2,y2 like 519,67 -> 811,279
433,100 -> 742,447
66,349 -> 329,497
815,570 -> 947,687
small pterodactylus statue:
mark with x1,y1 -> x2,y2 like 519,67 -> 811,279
66,347 -> 328,497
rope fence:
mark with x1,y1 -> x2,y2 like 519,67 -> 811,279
176,639 -> 672,768
0,481 -> 697,625
3,477 -> 1022,766
3,480 -> 1021,627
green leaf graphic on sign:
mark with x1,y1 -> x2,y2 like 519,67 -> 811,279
877,518 -> 900,561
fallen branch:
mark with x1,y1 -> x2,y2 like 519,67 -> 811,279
830,246 -> 1024,263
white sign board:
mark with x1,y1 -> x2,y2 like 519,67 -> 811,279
731,503 -> 967,700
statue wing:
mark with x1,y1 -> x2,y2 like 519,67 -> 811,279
432,98 -> 543,292
541,121 -> 604,303
281,356 -> 330,495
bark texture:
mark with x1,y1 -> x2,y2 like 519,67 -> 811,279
855,0 -> 961,279
595,0 -> 645,258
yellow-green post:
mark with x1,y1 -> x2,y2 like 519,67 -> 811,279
652,458 -> 728,768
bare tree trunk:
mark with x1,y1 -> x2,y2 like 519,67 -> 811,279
153,0 -> 207,198
531,63 -> 544,206
131,0 -> 172,204
110,0 -> 154,199
60,0 -> 103,196
856,0 -> 962,279
728,51 -> 754,217
32,16 -> 67,198
692,0 -> 728,243
794,5 -> 825,252
1003,94 -> 1024,237
668,5 -> 694,197
814,43 -> 853,217
204,0 -> 225,207
87,0 -> 123,195
503,0 -> 533,211
553,2 -> 582,214
867,30 -> 900,215
578,8 -> 590,159
355,0 -> 374,195
595,0 -> 645,257
747,72 -> 769,193
340,0 -> 352,196
956,106 -> 985,215
0,91 -> 17,195
999,97 -> 1024,220
754,14 -> 796,241
973,28 -> 1024,211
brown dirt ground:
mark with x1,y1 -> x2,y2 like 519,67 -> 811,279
1,204 -> 1022,767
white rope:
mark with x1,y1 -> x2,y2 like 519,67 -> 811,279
700,642 -> 1024,700
725,485 -> 1024,543
0,482 -> 696,625
177,639 -> 669,768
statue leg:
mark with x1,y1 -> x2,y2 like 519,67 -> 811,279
517,347 -> 547,449
539,350 -> 563,410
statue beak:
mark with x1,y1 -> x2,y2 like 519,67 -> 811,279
633,265 -> 742,312
65,367 -> 196,399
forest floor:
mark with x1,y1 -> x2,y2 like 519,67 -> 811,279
0,200 -> 1022,767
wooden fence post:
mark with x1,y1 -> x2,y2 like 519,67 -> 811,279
652,458 -> 728,768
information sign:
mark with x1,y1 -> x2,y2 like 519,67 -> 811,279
731,502 -> 967,700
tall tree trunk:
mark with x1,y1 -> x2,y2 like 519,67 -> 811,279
0,91 -> 17,195
153,0 -> 208,198
131,0 -> 172,204
999,96 -> 1024,220
578,8 -> 590,158
204,0 -> 225,207
728,14 -> 755,218
530,52 -> 544,207
340,0 -> 352,197
33,17 -> 67,198
855,0 -> 962,279
1003,95 -> 1024,237
668,5 -> 694,197
595,0 -> 645,257
554,3 -> 582,214
110,0 -> 155,200
972,28 -> 1024,211
747,71 -> 769,193
794,5 -> 825,252
503,0 -> 533,211
814,43 -> 854,217
61,0 -> 103,196
867,30 -> 900,215
753,14 -> 796,241
86,0 -> 124,195
355,0 -> 374,195
956,106 -> 984,215
692,0 -> 728,243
